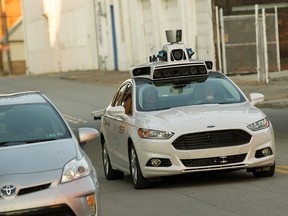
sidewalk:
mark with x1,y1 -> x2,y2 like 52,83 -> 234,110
229,70 -> 288,108
49,69 -> 288,108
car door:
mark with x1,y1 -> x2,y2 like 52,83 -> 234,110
116,83 -> 134,169
103,83 -> 128,166
104,81 -> 135,170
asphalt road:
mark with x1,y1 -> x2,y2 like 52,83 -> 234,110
0,74 -> 288,216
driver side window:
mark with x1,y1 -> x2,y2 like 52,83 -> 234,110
111,85 -> 127,107
111,83 -> 133,115
122,84 -> 133,115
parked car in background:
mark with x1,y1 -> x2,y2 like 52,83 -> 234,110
0,91 -> 101,216
92,30 -> 275,189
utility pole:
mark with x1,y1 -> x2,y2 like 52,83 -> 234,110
0,0 -> 12,75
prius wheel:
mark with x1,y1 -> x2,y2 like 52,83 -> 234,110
129,145 -> 148,189
102,142 -> 124,180
252,163 -> 275,178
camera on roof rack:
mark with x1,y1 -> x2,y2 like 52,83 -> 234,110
154,30 -> 194,62
131,30 -> 212,80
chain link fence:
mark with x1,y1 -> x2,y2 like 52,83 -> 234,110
216,5 -> 280,82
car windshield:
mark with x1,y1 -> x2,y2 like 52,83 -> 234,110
0,103 -> 70,146
135,74 -> 246,111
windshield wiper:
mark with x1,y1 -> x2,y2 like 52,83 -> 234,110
0,138 -> 57,147
24,138 -> 58,144
0,141 -> 27,147
154,107 -> 173,111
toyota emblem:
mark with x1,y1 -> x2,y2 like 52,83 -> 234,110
0,184 -> 18,199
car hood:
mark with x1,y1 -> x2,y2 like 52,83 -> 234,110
0,139 -> 77,175
137,103 -> 266,132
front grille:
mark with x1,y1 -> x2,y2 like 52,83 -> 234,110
0,204 -> 75,216
18,183 -> 51,196
0,183 -> 51,200
181,153 -> 247,167
172,129 -> 251,150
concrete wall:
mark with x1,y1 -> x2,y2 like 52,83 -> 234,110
22,0 -> 59,74
9,20 -> 25,61
21,0 -> 216,74
9,20 -> 26,75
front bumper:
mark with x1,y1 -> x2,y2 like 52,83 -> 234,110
0,174 -> 101,216
135,129 -> 275,178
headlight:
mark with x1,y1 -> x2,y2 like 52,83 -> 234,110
138,128 -> 174,139
61,158 -> 91,183
247,117 -> 270,131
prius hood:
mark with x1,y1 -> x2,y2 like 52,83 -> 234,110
137,102 -> 266,133
0,139 -> 77,175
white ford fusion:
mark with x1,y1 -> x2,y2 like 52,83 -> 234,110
92,30 -> 275,189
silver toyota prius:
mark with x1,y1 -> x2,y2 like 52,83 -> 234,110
0,91 -> 101,216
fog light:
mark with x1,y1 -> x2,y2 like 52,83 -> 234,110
86,194 -> 96,216
146,158 -> 172,167
151,159 -> 162,167
255,147 -> 273,158
262,148 -> 272,156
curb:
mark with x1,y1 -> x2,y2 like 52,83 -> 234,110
257,99 -> 288,109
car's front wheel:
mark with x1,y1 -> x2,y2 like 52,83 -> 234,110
252,163 -> 275,178
102,141 -> 124,180
129,145 -> 148,189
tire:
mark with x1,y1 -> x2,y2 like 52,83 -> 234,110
129,145 -> 148,189
102,141 -> 124,180
252,163 -> 275,178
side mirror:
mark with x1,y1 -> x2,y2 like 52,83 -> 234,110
91,109 -> 105,120
250,93 -> 264,106
78,127 -> 99,145
107,106 -> 127,119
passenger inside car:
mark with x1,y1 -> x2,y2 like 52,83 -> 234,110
192,81 -> 223,103
141,85 -> 159,111
123,92 -> 132,115
204,85 -> 217,101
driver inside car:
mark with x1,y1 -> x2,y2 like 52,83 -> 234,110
142,85 -> 158,111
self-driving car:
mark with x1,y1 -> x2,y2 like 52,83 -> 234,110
92,30 -> 275,189
0,91 -> 101,215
